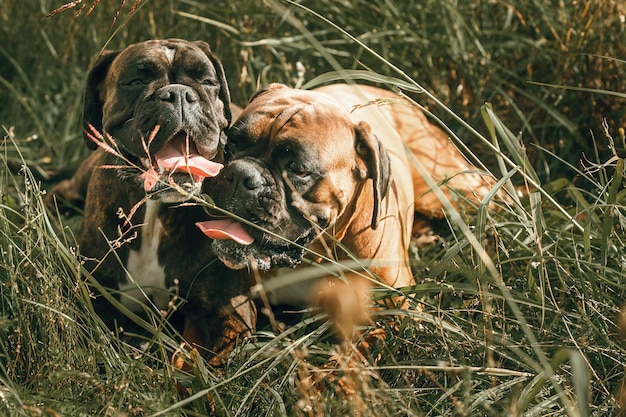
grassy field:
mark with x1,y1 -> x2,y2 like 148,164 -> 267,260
1,1 -> 626,415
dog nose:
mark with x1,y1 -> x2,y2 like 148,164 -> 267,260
158,85 -> 198,106
224,159 -> 265,193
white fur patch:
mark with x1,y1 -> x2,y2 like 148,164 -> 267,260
164,47 -> 176,65
121,200 -> 170,311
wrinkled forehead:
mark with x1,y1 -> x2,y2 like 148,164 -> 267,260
234,88 -> 354,142
109,40 -> 213,78
277,101 -> 354,139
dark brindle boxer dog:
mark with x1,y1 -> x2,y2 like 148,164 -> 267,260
196,83 -> 495,338
47,39 -> 255,367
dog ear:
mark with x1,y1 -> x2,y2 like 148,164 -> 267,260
354,121 -> 392,229
193,41 -> 232,126
82,50 -> 119,150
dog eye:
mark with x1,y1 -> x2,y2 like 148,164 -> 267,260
126,79 -> 145,86
202,78 -> 218,86
287,161 -> 308,178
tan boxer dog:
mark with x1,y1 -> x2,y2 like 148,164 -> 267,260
196,83 -> 495,338
48,39 -> 255,367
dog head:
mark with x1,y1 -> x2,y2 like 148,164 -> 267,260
196,83 -> 391,271
83,38 -> 231,202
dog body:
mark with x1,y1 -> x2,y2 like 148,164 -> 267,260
50,39 -> 255,365
194,84 -> 415,333
197,83 -> 494,334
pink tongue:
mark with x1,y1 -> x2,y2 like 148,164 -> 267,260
196,219 -> 255,245
154,141 -> 223,177
141,139 -> 224,192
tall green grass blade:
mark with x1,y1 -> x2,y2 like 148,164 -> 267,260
600,158 -> 623,269
481,103 -> 540,185
530,80 -> 626,100
569,349 -> 590,417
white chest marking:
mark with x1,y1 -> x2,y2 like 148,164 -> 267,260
121,200 -> 170,311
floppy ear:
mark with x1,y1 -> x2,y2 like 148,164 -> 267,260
354,121 -> 392,229
82,50 -> 119,149
193,40 -> 232,126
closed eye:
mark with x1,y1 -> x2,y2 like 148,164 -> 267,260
202,78 -> 218,86
287,161 -> 309,178
127,79 -> 145,86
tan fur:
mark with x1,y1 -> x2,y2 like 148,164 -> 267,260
245,84 -> 495,337
218,84 -> 493,337
314,84 -> 495,219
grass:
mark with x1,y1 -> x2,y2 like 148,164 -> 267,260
2,0 -> 626,415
